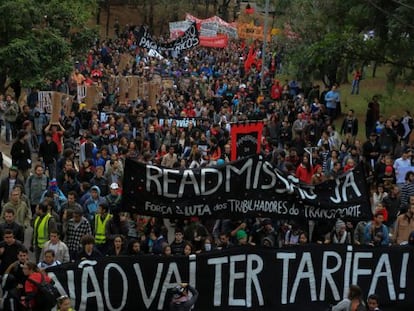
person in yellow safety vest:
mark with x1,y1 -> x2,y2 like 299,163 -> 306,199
31,202 -> 57,263
94,202 -> 112,254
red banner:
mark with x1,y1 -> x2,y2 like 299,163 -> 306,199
199,34 -> 228,48
230,122 -> 263,161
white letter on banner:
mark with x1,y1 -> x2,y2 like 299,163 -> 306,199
352,252 -> 373,285
343,246 -> 353,298
229,255 -> 246,306
201,168 -> 222,195
320,251 -> 342,301
208,256 -> 228,306
163,169 -> 179,198
146,166 -> 162,194
341,172 -> 362,202
104,264 -> 127,311
225,158 -> 252,192
252,159 -> 263,189
276,253 -> 296,304
178,170 -> 200,198
330,178 -> 342,203
158,263 -> 182,310
79,266 -> 104,311
47,272 -> 68,297
246,254 -> 264,307
261,162 -> 276,190
189,254 -> 197,288
368,254 -> 396,300
289,252 -> 317,303
134,263 -> 163,309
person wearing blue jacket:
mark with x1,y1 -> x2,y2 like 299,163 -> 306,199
83,186 -> 105,223
364,213 -> 390,246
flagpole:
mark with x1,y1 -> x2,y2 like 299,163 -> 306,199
260,0 -> 270,92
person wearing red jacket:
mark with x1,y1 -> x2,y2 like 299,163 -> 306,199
21,261 -> 54,310
295,155 -> 313,184
270,79 -> 282,100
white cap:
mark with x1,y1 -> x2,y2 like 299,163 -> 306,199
110,183 -> 119,190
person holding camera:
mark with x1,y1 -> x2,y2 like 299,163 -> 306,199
169,283 -> 198,311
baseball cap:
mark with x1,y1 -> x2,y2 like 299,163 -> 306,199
9,166 -> 18,171
110,183 -> 119,190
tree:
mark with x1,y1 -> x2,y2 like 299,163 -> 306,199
0,0 -> 98,93
272,0 -> 414,87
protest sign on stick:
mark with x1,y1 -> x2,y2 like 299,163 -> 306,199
128,76 -> 139,101
85,85 -> 98,110
51,92 -> 62,123
118,77 -> 129,104
148,82 -> 160,109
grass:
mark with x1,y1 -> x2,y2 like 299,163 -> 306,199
339,66 -> 413,119
276,66 -> 413,141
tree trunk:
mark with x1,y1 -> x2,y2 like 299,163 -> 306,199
340,61 -> 350,84
96,6 -> 101,25
372,61 -> 377,78
205,0 -> 210,18
149,1 -> 154,30
213,0 -> 218,15
106,2 -> 111,37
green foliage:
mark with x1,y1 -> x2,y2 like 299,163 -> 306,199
273,0 -> 414,86
0,0 -> 98,90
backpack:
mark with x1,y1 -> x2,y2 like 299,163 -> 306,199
27,273 -> 60,309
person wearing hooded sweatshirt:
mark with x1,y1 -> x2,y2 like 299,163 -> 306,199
39,179 -> 67,213
83,186 -> 105,223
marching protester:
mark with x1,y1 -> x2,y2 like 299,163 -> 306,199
1,16 -> 414,311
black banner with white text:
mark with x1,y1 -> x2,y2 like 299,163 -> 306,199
122,156 -> 371,220
47,245 -> 414,311
136,23 -> 200,53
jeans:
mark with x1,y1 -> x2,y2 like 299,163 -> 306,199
351,79 -> 360,94
5,121 -> 15,142
45,160 -> 57,179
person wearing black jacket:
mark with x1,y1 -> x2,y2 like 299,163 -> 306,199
0,166 -> 24,207
0,208 -> 24,242
38,132 -> 59,178
169,283 -> 198,311
10,130 -> 32,181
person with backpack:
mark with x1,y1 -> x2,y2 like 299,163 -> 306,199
25,164 -> 49,215
21,261 -> 59,311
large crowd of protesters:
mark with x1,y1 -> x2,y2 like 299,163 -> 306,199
0,23 -> 413,310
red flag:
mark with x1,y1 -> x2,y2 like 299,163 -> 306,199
244,44 -> 256,72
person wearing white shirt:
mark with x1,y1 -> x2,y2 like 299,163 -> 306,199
393,149 -> 412,185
